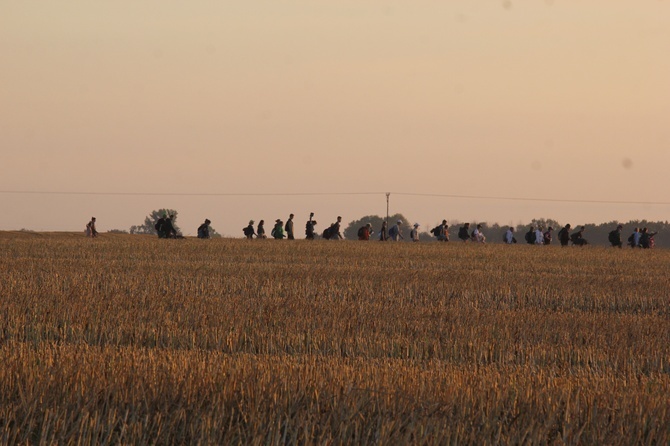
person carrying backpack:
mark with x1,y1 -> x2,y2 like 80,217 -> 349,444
570,226 -> 588,246
85,217 -> 98,238
558,224 -> 571,247
458,223 -> 470,242
432,220 -> 449,241
358,223 -> 373,241
285,214 -> 295,240
243,220 -> 256,239
271,219 -> 285,239
525,226 -> 536,244
628,228 -> 640,248
608,225 -> 623,248
305,214 -> 317,240
640,227 -> 657,249
155,215 -> 167,238
197,219 -> 211,239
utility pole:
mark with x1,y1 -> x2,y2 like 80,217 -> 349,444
386,193 -> 390,226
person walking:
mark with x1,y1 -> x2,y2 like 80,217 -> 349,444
525,226 -> 536,244
257,220 -> 267,239
436,220 -> 449,241
543,227 -> 554,245
197,219 -> 211,239
271,219 -> 285,239
570,226 -> 588,246
358,223 -> 373,241
472,224 -> 486,243
534,226 -> 544,245
629,227 -> 641,248
608,224 -> 623,248
305,214 -> 317,240
504,226 -> 516,244
389,220 -> 404,241
410,223 -> 420,242
558,224 -> 571,247
458,223 -> 470,242
243,220 -> 256,239
285,214 -> 295,240
640,227 -> 657,249
378,221 -> 388,241
85,217 -> 98,238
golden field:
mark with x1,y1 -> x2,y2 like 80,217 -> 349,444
0,232 -> 668,444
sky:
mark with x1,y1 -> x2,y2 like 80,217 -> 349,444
1,1 -> 669,236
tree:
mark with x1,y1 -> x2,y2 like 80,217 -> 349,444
130,209 -> 180,235
344,214 -> 411,240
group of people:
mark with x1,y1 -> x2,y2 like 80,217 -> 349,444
85,213 -> 658,248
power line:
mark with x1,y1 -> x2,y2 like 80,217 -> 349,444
0,189 -> 669,206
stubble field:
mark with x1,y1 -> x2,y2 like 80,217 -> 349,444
0,232 -> 668,444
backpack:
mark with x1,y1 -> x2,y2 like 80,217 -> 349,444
608,230 -> 618,244
322,226 -> 332,240
458,227 -> 469,240
627,234 -> 634,244
525,230 -> 535,244
155,218 -> 165,232
357,227 -> 365,238
431,226 -> 440,236
388,225 -> 398,238
243,226 -> 253,237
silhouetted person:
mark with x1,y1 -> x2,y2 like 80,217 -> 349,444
85,217 -> 98,238
558,224 -> 571,247
257,220 -> 267,239
305,214 -> 317,240
379,221 -> 388,241
608,224 -> 623,248
458,223 -> 470,242
543,227 -> 553,245
243,220 -> 256,239
570,226 -> 588,246
197,219 -> 211,239
285,214 -> 295,240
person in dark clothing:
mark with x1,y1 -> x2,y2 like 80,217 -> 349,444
379,221 -> 388,241
86,217 -> 98,238
543,227 -> 553,245
155,215 -> 167,238
525,226 -> 536,244
570,226 -> 588,246
640,227 -> 657,249
163,215 -> 178,238
197,219 -> 211,239
558,224 -> 571,247
305,214 -> 317,240
285,214 -> 295,240
257,220 -> 267,239
327,216 -> 343,240
243,220 -> 256,239
608,224 -> 623,248
458,223 -> 470,242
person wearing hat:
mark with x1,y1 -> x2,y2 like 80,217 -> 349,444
285,214 -> 295,240
256,220 -> 267,239
197,219 -> 211,239
410,223 -> 420,242
388,220 -> 404,241
271,219 -> 285,239
243,220 -> 256,239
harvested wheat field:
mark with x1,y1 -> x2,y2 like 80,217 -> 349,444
0,233 -> 668,444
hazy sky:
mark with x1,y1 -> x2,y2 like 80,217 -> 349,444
2,1 -> 669,235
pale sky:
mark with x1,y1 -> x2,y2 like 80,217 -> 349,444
1,1 -> 669,235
